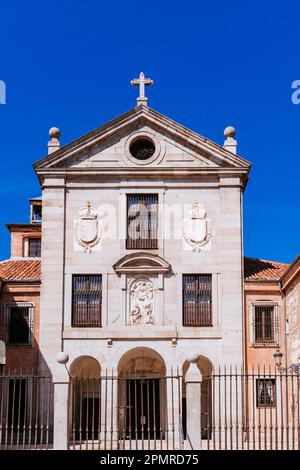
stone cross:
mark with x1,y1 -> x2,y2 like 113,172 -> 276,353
130,72 -> 154,106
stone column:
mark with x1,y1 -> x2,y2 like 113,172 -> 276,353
185,354 -> 202,450
53,381 -> 69,450
100,368 -> 119,449
165,366 -> 181,449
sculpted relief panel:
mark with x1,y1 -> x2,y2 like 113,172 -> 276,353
128,279 -> 154,326
287,285 -> 300,364
74,202 -> 102,252
183,202 -> 211,252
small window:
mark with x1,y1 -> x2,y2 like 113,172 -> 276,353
28,238 -> 41,257
129,138 -> 155,161
126,194 -> 158,249
5,304 -> 34,345
253,303 -> 278,346
182,274 -> 212,327
256,379 -> 276,407
72,275 -> 102,327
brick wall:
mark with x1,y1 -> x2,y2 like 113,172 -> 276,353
244,281 -> 284,369
0,283 -> 40,372
10,230 -> 41,258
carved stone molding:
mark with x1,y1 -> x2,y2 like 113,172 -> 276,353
113,252 -> 171,274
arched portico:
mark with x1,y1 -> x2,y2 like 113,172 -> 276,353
69,356 -> 102,445
70,355 -> 101,378
117,347 -> 168,444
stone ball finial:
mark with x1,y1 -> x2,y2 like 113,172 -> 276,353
224,126 -> 236,139
49,127 -> 61,139
186,352 -> 200,364
56,351 -> 69,365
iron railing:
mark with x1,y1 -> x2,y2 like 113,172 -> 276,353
69,372 -> 183,450
201,366 -> 300,450
69,367 -> 300,451
72,275 -> 102,327
0,366 -> 299,450
126,194 -> 158,250
182,274 -> 212,327
0,367 -> 53,450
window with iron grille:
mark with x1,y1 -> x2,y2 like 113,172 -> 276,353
252,303 -> 279,346
126,194 -> 158,249
72,275 -> 102,327
256,379 -> 276,407
182,274 -> 212,327
5,303 -> 34,345
28,238 -> 41,257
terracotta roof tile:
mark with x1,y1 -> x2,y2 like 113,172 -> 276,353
244,257 -> 289,281
0,257 -> 290,283
0,260 -> 41,282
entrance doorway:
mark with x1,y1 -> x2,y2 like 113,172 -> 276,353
69,356 -> 101,443
118,348 -> 166,442
123,378 -> 161,439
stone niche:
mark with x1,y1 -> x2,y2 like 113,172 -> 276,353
112,252 -> 171,327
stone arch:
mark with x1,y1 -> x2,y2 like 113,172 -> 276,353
117,347 -> 167,440
182,354 -> 213,378
117,346 -> 166,378
69,356 -> 102,443
70,355 -> 101,378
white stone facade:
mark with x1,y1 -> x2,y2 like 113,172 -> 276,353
34,105 -> 251,448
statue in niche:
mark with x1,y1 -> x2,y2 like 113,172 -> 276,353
128,279 -> 154,326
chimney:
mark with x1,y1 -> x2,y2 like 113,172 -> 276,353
48,127 -> 61,154
223,126 -> 237,154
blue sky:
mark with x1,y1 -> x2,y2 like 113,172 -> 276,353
0,0 -> 299,263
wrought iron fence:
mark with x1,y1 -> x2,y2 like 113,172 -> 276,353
0,366 -> 299,450
69,372 -> 183,450
201,366 -> 300,450
69,367 -> 300,451
0,367 -> 53,450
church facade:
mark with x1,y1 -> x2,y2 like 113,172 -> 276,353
0,76 -> 299,450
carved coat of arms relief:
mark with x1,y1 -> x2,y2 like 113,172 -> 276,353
183,202 -> 211,252
74,202 -> 102,253
128,279 -> 154,326
287,286 -> 300,364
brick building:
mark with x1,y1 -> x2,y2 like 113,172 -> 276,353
0,200 -> 41,372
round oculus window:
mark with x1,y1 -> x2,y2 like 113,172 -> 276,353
129,138 -> 156,161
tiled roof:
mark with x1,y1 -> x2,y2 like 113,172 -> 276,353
0,260 -> 41,282
0,257 -> 290,283
244,257 -> 289,281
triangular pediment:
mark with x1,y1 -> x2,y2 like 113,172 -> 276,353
34,106 -> 251,179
